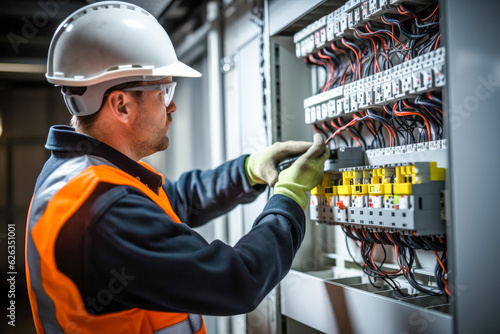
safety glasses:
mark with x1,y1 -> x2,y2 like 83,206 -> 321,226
121,82 -> 177,107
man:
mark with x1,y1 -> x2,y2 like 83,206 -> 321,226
25,2 -> 328,333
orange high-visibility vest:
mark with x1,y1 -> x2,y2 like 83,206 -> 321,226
25,156 -> 206,334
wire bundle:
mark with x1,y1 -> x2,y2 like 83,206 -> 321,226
342,226 -> 450,297
313,91 -> 444,148
308,3 -> 443,148
305,2 -> 441,91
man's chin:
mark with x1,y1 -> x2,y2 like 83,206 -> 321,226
157,137 -> 169,152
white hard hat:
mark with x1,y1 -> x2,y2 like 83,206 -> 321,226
46,1 -> 201,116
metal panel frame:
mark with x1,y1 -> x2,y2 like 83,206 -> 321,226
443,0 -> 500,333
268,0 -> 328,36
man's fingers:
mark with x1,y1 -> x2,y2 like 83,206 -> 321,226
272,141 -> 312,162
319,144 -> 330,161
304,133 -> 327,159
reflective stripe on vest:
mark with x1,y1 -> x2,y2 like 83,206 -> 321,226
25,155 -> 206,334
154,314 -> 203,334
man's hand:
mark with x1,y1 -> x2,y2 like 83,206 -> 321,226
273,134 -> 329,210
245,140 -> 313,187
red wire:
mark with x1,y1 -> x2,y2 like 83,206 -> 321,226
434,34 -> 441,50
380,16 -> 410,60
410,102 -> 442,127
355,31 -> 380,73
360,112 -> 377,137
434,251 -> 447,273
325,118 -> 358,144
341,38 -> 361,80
383,124 -> 393,147
435,108 -> 446,116
370,243 -> 400,275
397,6 -> 417,19
426,93 -> 447,116
341,66 -> 351,85
347,129 -> 362,147
317,50 -> 334,92
312,124 -> 325,136
371,24 -> 407,51
331,42 -> 356,76
321,122 -> 331,133
393,102 -> 432,141
434,251 -> 452,297
308,54 -> 322,66
381,106 -> 398,147
421,4 -> 439,22
365,24 -> 389,64
337,118 -> 362,147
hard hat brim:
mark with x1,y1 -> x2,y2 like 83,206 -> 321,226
154,61 -> 202,78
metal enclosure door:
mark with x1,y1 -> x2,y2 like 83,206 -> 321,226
443,0 -> 500,333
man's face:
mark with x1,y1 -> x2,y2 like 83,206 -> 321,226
128,77 -> 177,158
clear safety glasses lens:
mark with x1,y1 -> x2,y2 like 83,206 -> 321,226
162,84 -> 176,107
121,82 -> 177,107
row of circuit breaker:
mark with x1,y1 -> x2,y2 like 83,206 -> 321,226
366,139 -> 447,158
310,161 -> 445,235
293,0 -> 435,58
304,47 -> 445,124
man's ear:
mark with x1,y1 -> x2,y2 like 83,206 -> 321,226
106,91 -> 135,123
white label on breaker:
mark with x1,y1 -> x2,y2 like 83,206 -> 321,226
398,195 -> 409,210
369,196 -> 383,208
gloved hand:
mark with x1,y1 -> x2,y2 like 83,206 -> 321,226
245,140 -> 313,187
273,133 -> 329,210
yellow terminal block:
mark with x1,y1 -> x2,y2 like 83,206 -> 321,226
383,167 -> 395,195
394,165 -> 414,195
336,170 -> 355,208
429,161 -> 445,181
311,173 -> 336,199
369,167 -> 385,195
338,170 -> 354,196
351,169 -> 369,208
351,170 -> 368,195
393,163 -> 446,195
324,173 -> 339,200
369,167 -> 389,208
311,173 -> 338,209
382,167 -> 396,209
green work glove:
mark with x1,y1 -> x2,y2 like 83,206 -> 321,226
245,140 -> 313,187
274,134 -> 329,210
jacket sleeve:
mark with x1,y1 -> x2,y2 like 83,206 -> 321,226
162,155 -> 266,228
85,188 -> 305,316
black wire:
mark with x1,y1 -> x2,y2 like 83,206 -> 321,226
345,234 -> 364,269
312,123 -> 328,141
343,226 -> 361,241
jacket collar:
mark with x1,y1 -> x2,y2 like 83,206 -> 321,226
46,125 -> 163,193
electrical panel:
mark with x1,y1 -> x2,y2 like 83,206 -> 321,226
286,0 -> 450,317
270,0 -> 500,332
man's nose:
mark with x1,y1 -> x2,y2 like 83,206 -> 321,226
167,100 -> 176,113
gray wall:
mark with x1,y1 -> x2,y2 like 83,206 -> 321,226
0,83 -> 69,334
